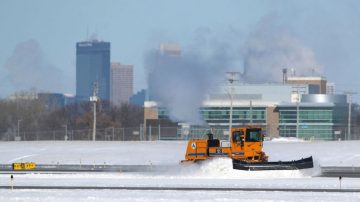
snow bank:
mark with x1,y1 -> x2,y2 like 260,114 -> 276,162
271,137 -> 305,142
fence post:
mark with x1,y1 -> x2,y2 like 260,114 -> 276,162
122,128 -> 125,141
158,124 -> 161,141
149,125 -> 152,141
140,125 -> 142,141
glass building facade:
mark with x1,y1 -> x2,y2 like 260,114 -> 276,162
144,85 -> 349,141
76,41 -> 110,101
278,104 -> 348,140
200,107 -> 266,126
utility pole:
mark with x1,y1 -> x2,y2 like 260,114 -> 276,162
90,82 -> 99,141
296,89 -> 300,139
226,72 -> 239,140
345,92 -> 357,140
250,100 -> 253,125
63,124 -> 68,141
17,119 -> 21,140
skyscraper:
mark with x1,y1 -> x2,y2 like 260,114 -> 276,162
76,40 -> 110,102
147,43 -> 181,101
110,63 -> 133,106
159,43 -> 181,56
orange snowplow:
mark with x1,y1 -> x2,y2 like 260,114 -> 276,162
182,127 -> 313,170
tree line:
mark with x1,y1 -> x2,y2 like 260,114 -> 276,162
0,91 -> 144,141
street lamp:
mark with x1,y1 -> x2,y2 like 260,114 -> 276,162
345,92 -> 357,140
226,90 -> 233,134
296,90 -> 300,139
62,124 -> 68,141
226,72 -> 239,140
17,119 -> 21,140
90,82 -> 98,141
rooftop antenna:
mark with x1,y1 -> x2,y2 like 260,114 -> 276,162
311,67 -> 316,76
282,68 -> 288,84
290,68 -> 296,77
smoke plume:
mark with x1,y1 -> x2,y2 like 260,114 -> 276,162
146,16 -> 324,124
242,16 -> 323,82
4,39 -> 67,94
145,38 -> 234,124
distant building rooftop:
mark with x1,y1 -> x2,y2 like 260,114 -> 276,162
287,76 -> 327,81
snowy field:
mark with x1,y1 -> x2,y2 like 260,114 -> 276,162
1,189 -> 359,202
1,140 -> 360,201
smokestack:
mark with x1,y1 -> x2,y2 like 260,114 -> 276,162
282,68 -> 288,84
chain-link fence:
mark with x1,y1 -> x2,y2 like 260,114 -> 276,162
1,125 -> 360,141
0,127 -> 145,141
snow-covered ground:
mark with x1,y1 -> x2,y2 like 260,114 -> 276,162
2,140 -> 360,166
1,189 -> 359,202
1,140 -> 360,201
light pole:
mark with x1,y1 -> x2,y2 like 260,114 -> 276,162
17,119 -> 21,140
345,92 -> 357,140
227,90 -> 233,135
62,124 -> 68,141
250,100 -> 253,125
90,82 -> 98,141
226,72 -> 239,140
296,92 -> 300,139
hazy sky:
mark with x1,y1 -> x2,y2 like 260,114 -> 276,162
1,0 -> 360,101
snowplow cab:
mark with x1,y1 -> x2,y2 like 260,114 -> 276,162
230,127 -> 268,162
182,127 -> 268,163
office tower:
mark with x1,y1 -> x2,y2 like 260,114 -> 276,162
76,40 -> 110,102
110,63 -> 133,106
159,43 -> 181,56
147,43 -> 181,101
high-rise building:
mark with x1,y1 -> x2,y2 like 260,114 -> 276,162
147,43 -> 181,101
110,63 -> 133,106
76,40 -> 110,102
159,43 -> 181,56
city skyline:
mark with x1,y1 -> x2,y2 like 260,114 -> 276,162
1,0 -> 360,102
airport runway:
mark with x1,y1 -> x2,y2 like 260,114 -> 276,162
0,185 -> 359,192
1,164 -> 360,177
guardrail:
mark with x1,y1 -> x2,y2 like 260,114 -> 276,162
0,164 -> 178,173
320,166 -> 360,177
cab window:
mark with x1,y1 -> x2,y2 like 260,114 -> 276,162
245,129 -> 262,142
232,131 -> 244,142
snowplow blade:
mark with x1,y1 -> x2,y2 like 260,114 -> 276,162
233,156 -> 313,171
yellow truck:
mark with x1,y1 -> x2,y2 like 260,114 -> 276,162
182,127 -> 313,170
